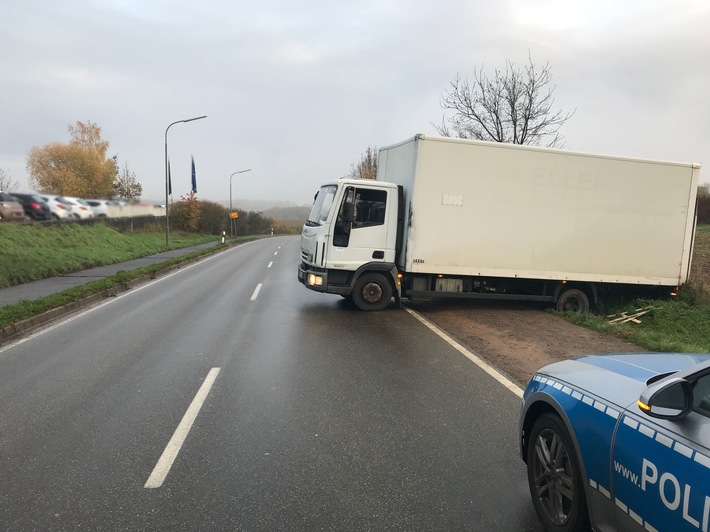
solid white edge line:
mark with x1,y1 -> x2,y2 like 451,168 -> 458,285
404,307 -> 524,398
145,367 -> 221,489
250,283 -> 262,301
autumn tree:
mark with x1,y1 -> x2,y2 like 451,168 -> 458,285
114,162 -> 143,201
26,120 -> 119,197
170,191 -> 201,232
0,168 -> 18,192
350,146 -> 378,180
437,55 -> 574,147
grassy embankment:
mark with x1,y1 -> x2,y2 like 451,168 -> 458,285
0,224 -> 219,288
0,224 -> 226,328
562,225 -> 710,353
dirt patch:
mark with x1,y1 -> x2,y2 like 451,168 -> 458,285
410,300 -> 644,388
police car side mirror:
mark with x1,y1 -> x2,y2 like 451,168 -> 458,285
638,377 -> 692,420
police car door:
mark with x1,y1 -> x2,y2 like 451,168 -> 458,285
610,370 -> 710,531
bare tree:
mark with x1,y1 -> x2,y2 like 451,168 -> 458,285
0,168 -> 18,192
113,161 -> 143,201
437,55 -> 574,147
350,146 -> 378,180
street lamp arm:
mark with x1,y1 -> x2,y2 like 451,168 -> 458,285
229,168 -> 253,239
165,120 -> 181,142
183,115 -> 207,123
165,115 -> 207,142
230,168 -> 252,180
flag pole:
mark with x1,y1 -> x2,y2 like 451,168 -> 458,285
164,115 -> 206,247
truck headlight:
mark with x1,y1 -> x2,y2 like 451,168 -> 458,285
307,273 -> 324,286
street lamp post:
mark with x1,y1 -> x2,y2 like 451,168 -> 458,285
229,169 -> 252,238
164,115 -> 207,246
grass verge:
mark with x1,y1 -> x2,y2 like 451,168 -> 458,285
557,226 -> 710,353
561,297 -> 710,353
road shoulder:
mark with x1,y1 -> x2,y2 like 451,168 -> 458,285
412,300 -> 644,387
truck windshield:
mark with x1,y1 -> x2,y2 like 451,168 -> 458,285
306,185 -> 337,226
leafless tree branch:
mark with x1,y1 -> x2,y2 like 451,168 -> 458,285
438,55 -> 575,147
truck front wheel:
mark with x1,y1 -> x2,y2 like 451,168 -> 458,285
555,288 -> 590,314
352,273 -> 393,311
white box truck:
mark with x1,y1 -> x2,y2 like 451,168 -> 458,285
298,134 -> 700,312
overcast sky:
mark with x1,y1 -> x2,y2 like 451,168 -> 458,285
1,0 -> 708,206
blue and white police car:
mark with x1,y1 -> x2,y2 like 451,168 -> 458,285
519,353 -> 710,532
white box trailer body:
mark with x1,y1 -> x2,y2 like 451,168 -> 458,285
378,135 -> 699,286
298,134 -> 700,311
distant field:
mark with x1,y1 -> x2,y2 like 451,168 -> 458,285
273,219 -> 306,234
690,224 -> 710,304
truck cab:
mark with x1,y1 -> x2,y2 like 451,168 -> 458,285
298,178 -> 402,310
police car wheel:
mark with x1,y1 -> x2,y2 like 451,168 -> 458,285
527,413 -> 590,532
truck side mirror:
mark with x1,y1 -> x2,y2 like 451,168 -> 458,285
341,201 -> 355,223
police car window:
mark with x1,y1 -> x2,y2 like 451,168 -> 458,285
691,372 -> 710,417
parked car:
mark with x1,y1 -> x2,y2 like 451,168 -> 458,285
58,196 -> 94,219
40,195 -> 74,220
85,199 -> 121,217
11,192 -> 52,221
0,192 -> 25,221
519,352 -> 710,532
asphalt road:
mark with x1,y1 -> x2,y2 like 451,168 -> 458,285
0,236 -> 542,531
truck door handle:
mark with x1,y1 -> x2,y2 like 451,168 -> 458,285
372,251 -> 384,259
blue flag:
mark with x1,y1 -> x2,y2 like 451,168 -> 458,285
168,158 -> 172,196
191,156 -> 197,194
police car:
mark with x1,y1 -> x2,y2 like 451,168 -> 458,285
519,353 -> 710,531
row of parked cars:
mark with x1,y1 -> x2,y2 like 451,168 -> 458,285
0,192 -> 125,221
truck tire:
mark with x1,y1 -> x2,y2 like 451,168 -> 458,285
352,273 -> 393,311
555,289 -> 589,314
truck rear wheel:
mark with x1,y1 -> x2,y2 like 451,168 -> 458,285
352,273 -> 393,311
555,289 -> 590,314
